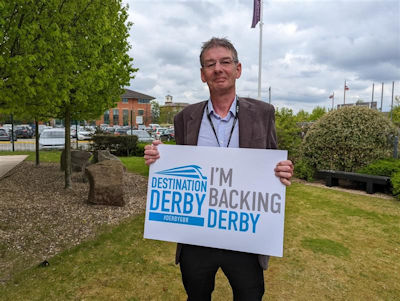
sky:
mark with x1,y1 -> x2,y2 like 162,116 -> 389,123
123,0 -> 400,113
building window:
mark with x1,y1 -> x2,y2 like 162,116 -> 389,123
113,109 -> 119,125
138,109 -> 144,116
103,110 -> 110,124
138,99 -> 150,104
123,109 -> 129,126
122,98 -> 128,103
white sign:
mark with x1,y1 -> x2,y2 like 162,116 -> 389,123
144,145 -> 287,257
136,116 -> 143,124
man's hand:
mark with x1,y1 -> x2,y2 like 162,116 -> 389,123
144,140 -> 162,166
274,160 -> 294,186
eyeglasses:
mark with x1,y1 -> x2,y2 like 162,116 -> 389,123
203,58 -> 237,69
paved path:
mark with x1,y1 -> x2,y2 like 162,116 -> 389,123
0,155 -> 28,179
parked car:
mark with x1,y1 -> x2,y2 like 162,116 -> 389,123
115,128 -> 128,135
160,128 -> 175,142
15,125 -> 33,138
77,128 -> 93,140
126,129 -> 154,143
103,126 -> 115,134
39,128 -> 65,150
148,124 -> 160,130
153,127 -> 168,140
0,128 -> 11,141
38,125 -> 52,135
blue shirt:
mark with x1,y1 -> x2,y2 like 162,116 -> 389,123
197,97 -> 239,148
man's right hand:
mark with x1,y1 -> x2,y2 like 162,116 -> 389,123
144,140 -> 162,166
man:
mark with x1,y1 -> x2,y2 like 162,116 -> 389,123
144,37 -> 293,301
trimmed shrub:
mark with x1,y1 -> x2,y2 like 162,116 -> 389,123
302,106 -> 397,172
294,158 -> 315,181
391,171 -> 400,199
357,158 -> 400,177
91,134 -> 138,156
135,143 -> 147,157
357,158 -> 400,199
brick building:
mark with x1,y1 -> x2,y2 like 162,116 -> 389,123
96,89 -> 155,127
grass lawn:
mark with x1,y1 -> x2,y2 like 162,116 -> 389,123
0,150 -> 62,163
0,177 -> 399,300
0,151 -> 150,176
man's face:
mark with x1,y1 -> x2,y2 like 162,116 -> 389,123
200,46 -> 242,94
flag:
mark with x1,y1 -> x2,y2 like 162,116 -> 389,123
345,85 -> 349,90
251,0 -> 261,28
329,94 -> 334,99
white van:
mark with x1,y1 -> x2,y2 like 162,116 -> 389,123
39,128 -> 65,150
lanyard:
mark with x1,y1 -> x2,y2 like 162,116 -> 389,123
206,101 -> 239,147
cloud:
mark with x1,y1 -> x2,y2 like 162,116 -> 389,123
123,0 -> 400,112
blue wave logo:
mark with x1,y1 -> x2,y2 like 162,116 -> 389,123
156,165 -> 207,180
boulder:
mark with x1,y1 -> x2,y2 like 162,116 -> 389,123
60,150 -> 92,172
85,160 -> 125,206
92,150 -> 120,163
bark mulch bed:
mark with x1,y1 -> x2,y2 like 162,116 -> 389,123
0,161 -> 148,284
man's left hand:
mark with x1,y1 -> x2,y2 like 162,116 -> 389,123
274,160 -> 294,186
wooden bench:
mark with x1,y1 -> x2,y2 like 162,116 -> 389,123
317,170 -> 391,194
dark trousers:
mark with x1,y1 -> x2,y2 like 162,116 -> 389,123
179,244 -> 265,301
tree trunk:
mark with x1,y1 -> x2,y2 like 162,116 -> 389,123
64,105 -> 72,188
35,119 -> 40,166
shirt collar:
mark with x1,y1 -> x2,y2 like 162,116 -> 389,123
207,96 -> 238,118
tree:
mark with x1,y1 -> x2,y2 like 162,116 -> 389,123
275,107 -> 302,162
391,96 -> 400,127
309,106 -> 326,121
0,0 -> 136,188
295,109 -> 310,122
1,1 -> 65,165
151,100 -> 160,123
159,106 -> 180,124
302,106 -> 397,172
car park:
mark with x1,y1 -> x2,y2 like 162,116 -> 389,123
160,128 -> 175,142
39,128 -> 65,150
153,128 -> 169,139
126,129 -> 154,143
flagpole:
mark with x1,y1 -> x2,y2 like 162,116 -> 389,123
344,80 -> 346,104
332,92 -> 334,110
390,81 -> 394,121
268,86 -> 271,104
257,0 -> 263,100
371,83 -> 374,103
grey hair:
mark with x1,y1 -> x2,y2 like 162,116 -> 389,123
199,37 -> 239,67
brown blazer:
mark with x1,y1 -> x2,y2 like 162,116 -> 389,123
173,97 -> 278,270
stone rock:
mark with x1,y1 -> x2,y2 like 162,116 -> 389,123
90,150 -> 126,171
60,150 -> 92,172
85,160 -> 125,206
92,150 -> 120,164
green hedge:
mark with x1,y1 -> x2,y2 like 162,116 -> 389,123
91,134 -> 138,156
357,158 -> 400,177
294,158 -> 315,181
391,172 -> 400,198
357,158 -> 400,200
